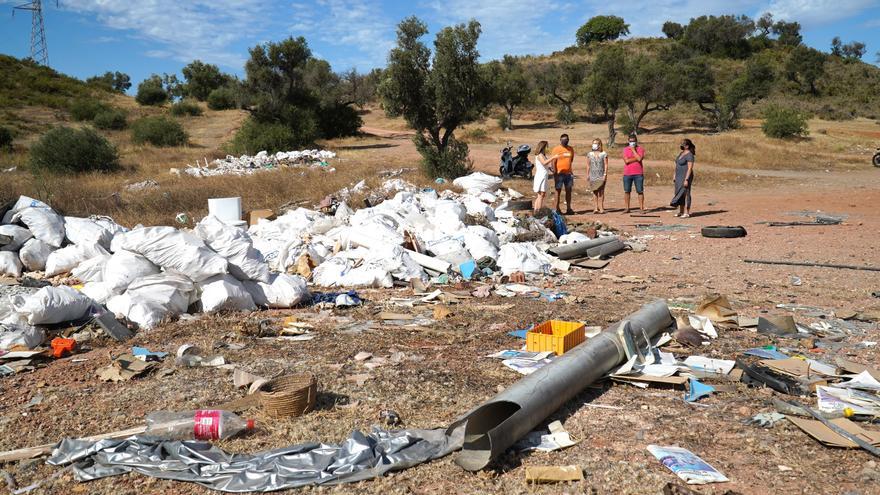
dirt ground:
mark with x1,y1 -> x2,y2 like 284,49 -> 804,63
1,113 -> 879,495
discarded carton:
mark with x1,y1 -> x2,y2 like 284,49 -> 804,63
647,445 -> 729,485
695,295 -> 737,323
247,209 -> 276,226
97,354 -> 157,382
524,465 -> 584,483
786,416 -> 880,448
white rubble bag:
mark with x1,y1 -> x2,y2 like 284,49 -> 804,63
102,251 -> 160,292
91,216 -> 128,238
0,225 -> 34,252
44,243 -> 109,277
12,285 -> 93,325
64,216 -> 114,248
80,281 -> 116,305
0,252 -> 23,277
452,172 -> 503,194
195,215 -> 270,282
199,274 -> 256,312
106,273 -> 197,330
243,273 -> 310,308
0,324 -> 45,350
12,207 -> 66,248
312,256 -> 393,288
19,238 -> 55,272
463,229 -> 499,261
497,242 -> 553,275
111,226 -> 228,282
429,201 -> 466,235
461,195 -> 496,221
70,254 -> 110,283
1,196 -> 51,224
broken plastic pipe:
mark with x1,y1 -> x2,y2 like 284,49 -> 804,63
451,299 -> 673,471
546,236 -> 618,260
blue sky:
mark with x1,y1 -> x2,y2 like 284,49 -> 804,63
1,0 -> 878,89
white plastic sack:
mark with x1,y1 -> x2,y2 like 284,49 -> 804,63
199,274 -> 256,312
71,254 -> 110,283
312,255 -> 392,288
12,286 -> 93,325
195,215 -> 269,282
19,238 -> 55,272
0,324 -> 45,350
0,252 -> 22,277
80,281 -> 115,304
13,207 -> 65,248
243,273 -> 309,308
463,231 -> 499,261
91,216 -> 128,237
497,242 -> 553,275
559,232 -> 591,245
461,195 -> 496,221
429,201 -> 466,235
64,216 -> 113,248
111,226 -> 227,282
2,196 -> 50,224
0,225 -> 33,252
102,251 -> 160,292
452,172 -> 503,194
107,273 -> 196,330
45,243 -> 109,277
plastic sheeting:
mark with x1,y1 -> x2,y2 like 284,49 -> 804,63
47,426 -> 464,492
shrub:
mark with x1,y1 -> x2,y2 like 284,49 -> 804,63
69,98 -> 109,121
29,127 -> 119,173
460,127 -> 488,142
135,77 -> 169,106
169,100 -> 203,117
92,109 -> 128,130
316,103 -> 361,139
229,118 -> 315,154
207,86 -> 237,110
131,116 -> 187,146
0,126 -> 13,151
762,105 -> 809,138
556,106 -> 575,125
413,134 -> 472,179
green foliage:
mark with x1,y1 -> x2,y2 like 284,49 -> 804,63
0,54 -> 106,110
92,109 -> 128,130
617,112 -> 635,136
831,37 -> 866,61
229,117 -> 316,154
131,116 -> 187,147
0,126 -> 13,151
240,36 -> 360,148
485,56 -> 530,130
207,86 -> 238,110
413,133 -> 472,179
68,98 -> 109,121
169,99 -> 203,117
86,71 -> 131,93
381,16 -> 489,178
533,61 -> 587,124
29,127 -> 119,174
682,15 -> 755,58
786,46 -> 825,95
762,105 -> 809,138
772,20 -> 802,47
692,55 -> 776,130
576,15 -> 629,47
461,126 -> 488,142
135,75 -> 169,106
583,44 -> 630,144
181,60 -> 229,101
662,22 -> 684,40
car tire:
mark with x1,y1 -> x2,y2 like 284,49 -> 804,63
701,225 -> 747,238
873,153 -> 880,167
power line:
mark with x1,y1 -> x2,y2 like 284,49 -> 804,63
12,1 -> 58,66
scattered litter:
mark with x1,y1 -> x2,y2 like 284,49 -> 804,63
684,378 -> 715,402
746,412 -> 786,428
96,354 -> 157,382
184,150 -> 336,177
524,465 -> 584,483
683,356 -> 734,375
647,445 -> 729,485
516,420 -> 579,452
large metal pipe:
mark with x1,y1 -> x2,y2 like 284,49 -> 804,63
547,236 -> 616,260
453,299 -> 673,471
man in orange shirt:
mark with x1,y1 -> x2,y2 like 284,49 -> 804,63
551,133 -> 575,215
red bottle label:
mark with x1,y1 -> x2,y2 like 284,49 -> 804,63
193,410 -> 221,440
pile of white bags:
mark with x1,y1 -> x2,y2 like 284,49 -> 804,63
111,226 -> 228,282
12,286 -> 93,325
452,172 -> 503,194
106,273 -> 197,330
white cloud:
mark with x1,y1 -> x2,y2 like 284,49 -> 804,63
762,0 -> 875,25
289,0 -> 395,70
57,0 -> 276,68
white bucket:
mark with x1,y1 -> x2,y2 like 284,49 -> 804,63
208,197 -> 242,222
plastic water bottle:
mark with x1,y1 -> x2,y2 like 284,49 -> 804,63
145,410 -> 254,440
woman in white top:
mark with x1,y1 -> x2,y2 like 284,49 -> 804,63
587,138 -> 609,214
532,140 -> 557,212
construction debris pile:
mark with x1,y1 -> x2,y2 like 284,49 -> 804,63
1,172 -> 628,351
181,149 -> 338,177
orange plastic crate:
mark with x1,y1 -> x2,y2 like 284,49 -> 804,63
526,320 -> 586,356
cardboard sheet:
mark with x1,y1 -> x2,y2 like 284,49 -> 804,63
786,416 -> 880,448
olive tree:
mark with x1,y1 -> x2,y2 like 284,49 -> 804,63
533,61 -> 587,124
582,44 -> 629,146
692,56 -> 775,131
486,56 -> 530,131
380,17 -> 489,178
576,15 -> 629,47
182,60 -> 230,101
786,46 -> 825,95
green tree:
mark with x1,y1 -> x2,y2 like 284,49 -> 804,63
380,16 -> 489,178
181,60 -> 229,101
682,15 -> 755,58
486,56 -> 530,131
772,20 -> 802,47
842,40 -> 866,61
29,127 -> 119,173
693,56 -> 775,130
533,61 -> 587,124
755,13 -> 774,38
661,21 -> 684,40
624,45 -> 691,133
762,105 -> 809,138
339,68 -> 380,109
86,71 -> 131,93
576,15 -> 629,47
583,44 -> 629,146
786,45 -> 825,95
135,75 -> 168,106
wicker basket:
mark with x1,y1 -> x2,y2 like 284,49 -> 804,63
259,373 -> 317,417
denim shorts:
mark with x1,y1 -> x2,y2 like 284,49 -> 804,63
623,174 -> 644,194
554,173 -> 574,190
